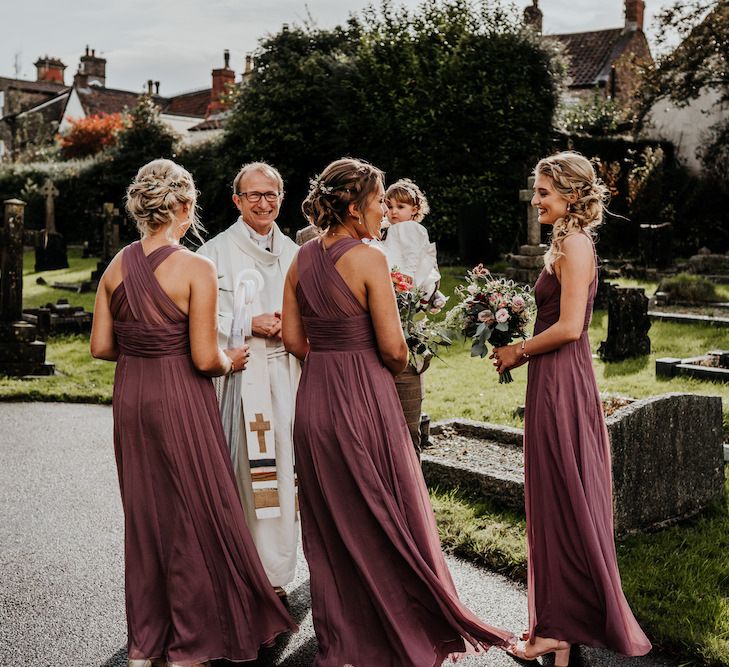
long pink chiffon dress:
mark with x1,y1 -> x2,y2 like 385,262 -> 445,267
293,237 -> 515,667
523,247 -> 651,655
110,241 -> 295,666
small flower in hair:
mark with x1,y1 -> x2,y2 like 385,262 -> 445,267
309,177 -> 335,195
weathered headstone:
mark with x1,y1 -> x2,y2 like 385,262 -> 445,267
0,199 -> 54,376
34,178 -> 69,272
295,224 -> 319,246
89,203 -> 121,287
598,286 -> 651,361
422,392 -> 725,537
505,176 -> 547,285
639,222 -> 673,269
688,247 -> 729,275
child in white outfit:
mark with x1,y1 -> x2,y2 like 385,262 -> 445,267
379,178 -> 446,312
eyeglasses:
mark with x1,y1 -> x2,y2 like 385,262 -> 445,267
236,191 -> 282,203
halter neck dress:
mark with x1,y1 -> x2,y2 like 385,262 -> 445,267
110,240 -> 295,665
523,245 -> 651,655
292,237 -> 514,666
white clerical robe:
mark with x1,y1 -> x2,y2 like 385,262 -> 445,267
198,218 -> 300,587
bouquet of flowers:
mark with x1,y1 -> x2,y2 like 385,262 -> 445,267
445,264 -> 535,383
391,270 -> 451,373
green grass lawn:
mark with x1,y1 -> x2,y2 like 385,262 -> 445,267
22,246 -> 98,312
430,470 -> 729,666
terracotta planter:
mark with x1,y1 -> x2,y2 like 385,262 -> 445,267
394,364 -> 425,454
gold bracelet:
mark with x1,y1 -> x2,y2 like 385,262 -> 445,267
521,340 -> 530,359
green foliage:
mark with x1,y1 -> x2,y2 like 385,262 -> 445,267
657,272 -> 721,304
105,95 -> 178,189
219,0 -> 559,255
557,90 -> 622,136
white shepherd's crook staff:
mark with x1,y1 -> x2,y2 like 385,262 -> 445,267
219,269 -> 263,465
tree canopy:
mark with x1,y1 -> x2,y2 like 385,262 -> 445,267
209,0 -> 560,256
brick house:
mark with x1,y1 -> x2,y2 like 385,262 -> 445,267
0,47 -> 247,161
525,0 -> 653,108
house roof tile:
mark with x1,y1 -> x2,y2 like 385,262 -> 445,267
551,28 -> 627,87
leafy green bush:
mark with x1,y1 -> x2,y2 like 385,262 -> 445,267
657,272 -> 721,303
217,0 -> 560,258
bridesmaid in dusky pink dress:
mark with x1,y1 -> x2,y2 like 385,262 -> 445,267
493,151 -> 651,665
90,159 -> 295,667
282,158 -> 515,666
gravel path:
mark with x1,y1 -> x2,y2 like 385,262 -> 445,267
0,403 -> 678,667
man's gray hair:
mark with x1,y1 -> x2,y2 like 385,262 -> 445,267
232,162 -> 284,194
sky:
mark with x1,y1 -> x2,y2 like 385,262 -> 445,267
2,0 -> 676,96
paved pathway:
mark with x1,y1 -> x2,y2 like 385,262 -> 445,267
0,403 -> 678,667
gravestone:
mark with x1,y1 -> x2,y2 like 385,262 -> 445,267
295,224 -> 318,246
34,179 -> 69,272
639,222 -> 673,269
505,176 -> 547,285
687,247 -> 729,275
0,199 -> 54,376
89,203 -> 121,287
598,286 -> 651,361
422,393 -> 725,537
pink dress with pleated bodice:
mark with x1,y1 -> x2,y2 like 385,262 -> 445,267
293,238 -> 514,667
110,241 -> 295,666
523,249 -> 651,655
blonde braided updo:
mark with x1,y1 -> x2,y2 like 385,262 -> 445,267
302,158 -> 384,232
536,151 -> 609,273
125,159 -> 204,242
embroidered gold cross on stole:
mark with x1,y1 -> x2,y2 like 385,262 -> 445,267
250,413 -> 271,454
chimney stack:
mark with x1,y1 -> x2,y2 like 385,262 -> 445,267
154,81 -> 160,95
209,49 -> 236,114
625,0 -> 645,31
244,54 -> 254,76
79,46 -> 107,87
147,79 -> 154,95
35,56 -> 66,84
523,0 -> 543,34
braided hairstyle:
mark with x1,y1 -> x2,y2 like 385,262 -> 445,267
536,151 -> 609,273
125,159 -> 204,243
385,178 -> 430,222
302,158 -> 384,233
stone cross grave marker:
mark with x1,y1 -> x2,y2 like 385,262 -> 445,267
519,175 -> 540,246
102,202 -> 120,263
35,178 -> 68,271
40,178 -> 59,236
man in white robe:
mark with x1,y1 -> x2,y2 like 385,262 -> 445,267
198,162 -> 299,594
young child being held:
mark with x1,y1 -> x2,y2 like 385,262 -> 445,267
380,178 -> 446,312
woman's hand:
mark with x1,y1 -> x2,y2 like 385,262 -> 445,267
224,344 -> 250,374
490,344 -> 526,375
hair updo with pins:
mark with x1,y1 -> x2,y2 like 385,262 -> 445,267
302,157 -> 384,232
535,151 -> 609,273
125,159 -> 204,242
385,178 -> 430,222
